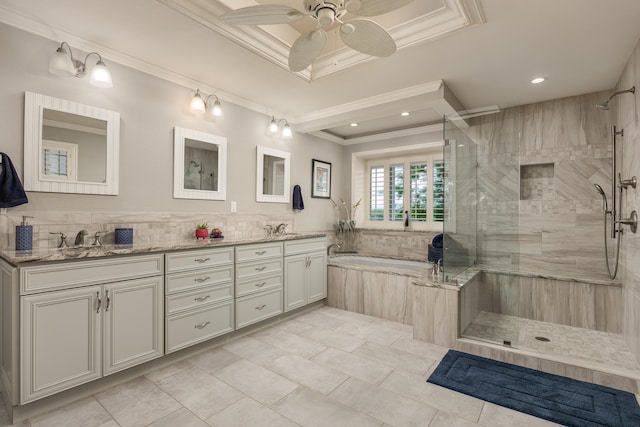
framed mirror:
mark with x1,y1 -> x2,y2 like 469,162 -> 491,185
256,145 -> 290,203
23,91 -> 120,195
173,127 -> 227,200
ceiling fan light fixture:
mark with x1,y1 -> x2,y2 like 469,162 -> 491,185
341,23 -> 355,35
317,7 -> 335,26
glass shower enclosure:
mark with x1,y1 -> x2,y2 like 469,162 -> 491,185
443,109 -> 522,348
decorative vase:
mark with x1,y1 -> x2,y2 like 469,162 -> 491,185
195,229 -> 209,239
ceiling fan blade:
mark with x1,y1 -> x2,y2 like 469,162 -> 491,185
289,29 -> 327,72
221,5 -> 304,25
346,0 -> 416,17
339,19 -> 396,57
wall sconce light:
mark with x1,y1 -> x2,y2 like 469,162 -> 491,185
190,89 -> 223,118
49,41 -> 113,88
268,116 -> 293,138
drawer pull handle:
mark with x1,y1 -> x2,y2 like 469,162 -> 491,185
255,282 -> 267,287
194,295 -> 211,302
194,321 -> 211,329
105,290 -> 111,312
255,266 -> 267,272
194,276 -> 210,283
194,258 -> 211,263
96,291 -> 102,314
255,250 -> 267,255
255,304 -> 267,310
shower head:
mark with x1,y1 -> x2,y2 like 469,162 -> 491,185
594,184 -> 608,213
596,86 -> 636,110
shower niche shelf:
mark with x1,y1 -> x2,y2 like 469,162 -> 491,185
520,163 -> 554,201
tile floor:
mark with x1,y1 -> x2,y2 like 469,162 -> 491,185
1,306 -> 597,427
462,311 -> 640,372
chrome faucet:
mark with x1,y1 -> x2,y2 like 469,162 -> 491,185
92,231 -> 107,246
50,232 -> 69,248
74,229 -> 88,246
264,225 -> 274,237
275,223 -> 287,234
327,242 -> 342,255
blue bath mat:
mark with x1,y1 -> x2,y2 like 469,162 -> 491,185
427,350 -> 640,426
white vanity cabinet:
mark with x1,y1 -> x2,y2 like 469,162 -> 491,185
18,255 -> 164,404
235,242 -> 284,328
284,238 -> 327,312
165,248 -> 235,353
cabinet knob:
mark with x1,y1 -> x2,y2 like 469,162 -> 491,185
194,276 -> 210,283
194,258 -> 211,263
194,295 -> 210,302
194,321 -> 211,329
255,304 -> 267,310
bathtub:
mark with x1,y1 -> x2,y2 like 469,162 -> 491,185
328,255 -> 431,276
327,255 -> 431,324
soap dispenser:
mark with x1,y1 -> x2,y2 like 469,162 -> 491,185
16,215 -> 34,251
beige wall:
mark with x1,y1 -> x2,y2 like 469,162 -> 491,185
616,36 -> 640,364
0,24 -> 344,243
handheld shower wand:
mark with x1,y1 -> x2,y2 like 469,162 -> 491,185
593,184 -> 609,214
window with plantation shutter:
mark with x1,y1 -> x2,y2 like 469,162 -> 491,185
365,153 -> 443,230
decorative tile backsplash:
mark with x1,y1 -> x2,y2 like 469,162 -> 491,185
0,211 -> 300,251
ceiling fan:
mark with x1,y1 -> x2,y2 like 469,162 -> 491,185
221,0 -> 416,72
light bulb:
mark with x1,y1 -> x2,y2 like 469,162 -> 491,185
282,123 -> 292,138
190,91 -> 206,114
211,99 -> 223,117
269,117 -> 278,133
89,60 -> 113,88
49,47 -> 75,76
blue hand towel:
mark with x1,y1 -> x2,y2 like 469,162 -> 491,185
0,152 -> 28,208
292,185 -> 304,210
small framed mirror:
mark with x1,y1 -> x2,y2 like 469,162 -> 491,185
256,145 -> 290,203
173,127 -> 227,200
24,91 -> 120,195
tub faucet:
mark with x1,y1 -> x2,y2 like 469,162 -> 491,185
327,242 -> 342,255
74,229 -> 88,246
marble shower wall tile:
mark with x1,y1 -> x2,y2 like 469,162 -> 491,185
615,35 -> 640,365
353,229 -> 437,261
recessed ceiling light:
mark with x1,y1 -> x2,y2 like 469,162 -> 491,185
531,77 -> 546,84
401,112 -> 410,116
350,123 -> 358,127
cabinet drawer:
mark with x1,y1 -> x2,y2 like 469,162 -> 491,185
235,242 -> 283,263
165,248 -> 233,273
284,237 -> 327,256
166,301 -> 234,353
236,288 -> 283,329
166,284 -> 233,315
236,274 -> 283,298
235,259 -> 283,281
20,254 -> 164,295
166,266 -> 233,294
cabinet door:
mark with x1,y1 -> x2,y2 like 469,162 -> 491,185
21,286 -> 102,404
307,252 -> 327,303
284,254 -> 307,312
103,277 -> 164,376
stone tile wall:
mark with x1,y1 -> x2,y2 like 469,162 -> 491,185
0,211 -> 300,250
615,36 -> 640,365
352,229 -> 438,261
468,90 -> 614,281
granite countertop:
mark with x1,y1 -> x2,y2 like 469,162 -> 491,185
0,232 -> 326,266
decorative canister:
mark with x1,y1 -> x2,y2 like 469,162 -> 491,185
15,215 -> 34,251
115,227 -> 134,245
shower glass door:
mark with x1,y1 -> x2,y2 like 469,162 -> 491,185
444,109 -> 522,348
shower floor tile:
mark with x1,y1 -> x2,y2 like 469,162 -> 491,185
462,311 -> 640,372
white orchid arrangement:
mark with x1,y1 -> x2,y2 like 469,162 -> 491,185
330,197 -> 362,233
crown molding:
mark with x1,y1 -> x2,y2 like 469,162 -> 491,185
309,123 -> 444,145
